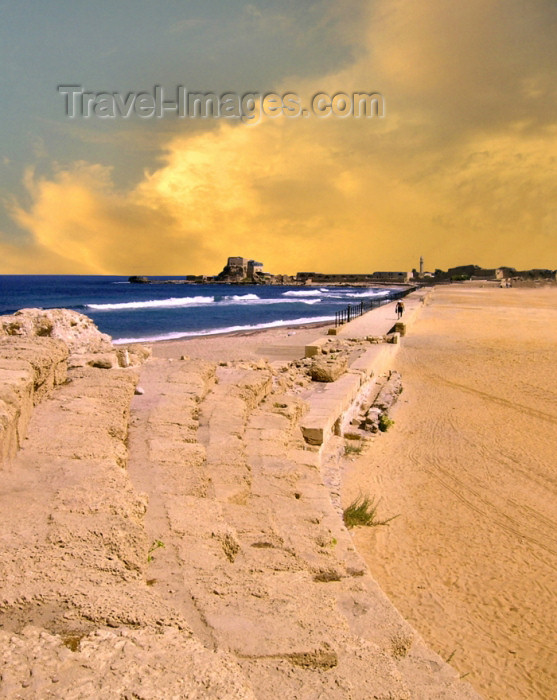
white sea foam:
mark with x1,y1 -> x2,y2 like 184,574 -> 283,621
112,315 -> 335,345
233,297 -> 321,306
223,294 -> 260,301
87,296 -> 215,311
88,294 -> 321,311
282,290 -> 323,297
335,290 -> 390,299
282,287 -> 392,300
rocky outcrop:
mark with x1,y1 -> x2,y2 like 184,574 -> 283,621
0,337 -> 68,466
0,363 -> 256,698
0,309 -> 112,355
0,311 -> 151,466
0,309 -> 151,370
128,275 -> 150,283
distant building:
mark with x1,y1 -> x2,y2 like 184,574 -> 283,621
215,256 -> 269,283
370,271 -> 412,283
496,267 -> 516,279
226,256 -> 249,272
296,271 -> 412,284
447,265 -> 479,277
247,260 -> 263,279
296,273 -> 378,284
447,265 -> 497,280
513,268 -> 555,280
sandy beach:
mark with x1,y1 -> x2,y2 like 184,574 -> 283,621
149,320 -> 333,363
342,285 -> 557,699
1,284 -> 555,698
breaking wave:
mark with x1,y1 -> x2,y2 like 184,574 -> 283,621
86,293 -> 323,311
223,294 -> 260,301
335,290 -> 390,299
282,287 -> 390,301
282,290 -> 323,297
87,296 -> 215,311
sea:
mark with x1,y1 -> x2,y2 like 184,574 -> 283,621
0,276 -> 401,344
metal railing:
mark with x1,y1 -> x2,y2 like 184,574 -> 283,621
334,288 -> 413,327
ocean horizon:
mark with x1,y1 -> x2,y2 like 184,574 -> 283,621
0,275 -> 401,344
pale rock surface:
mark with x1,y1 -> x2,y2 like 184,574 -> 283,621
0,361 -> 256,698
0,314 -> 480,699
0,309 -> 112,354
310,356 -> 348,382
0,626 -> 255,700
116,343 -> 152,367
374,370 -> 403,412
0,337 -> 68,465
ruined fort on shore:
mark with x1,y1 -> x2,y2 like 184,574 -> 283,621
129,255 -> 557,286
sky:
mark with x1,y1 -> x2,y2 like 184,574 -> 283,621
0,0 -> 556,275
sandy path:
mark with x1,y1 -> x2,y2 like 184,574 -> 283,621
342,285 -> 557,700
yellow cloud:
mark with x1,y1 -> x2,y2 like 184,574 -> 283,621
2,0 -> 556,274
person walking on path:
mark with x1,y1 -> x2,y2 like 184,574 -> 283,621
395,301 -> 405,319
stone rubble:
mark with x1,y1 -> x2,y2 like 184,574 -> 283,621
353,370 -> 404,435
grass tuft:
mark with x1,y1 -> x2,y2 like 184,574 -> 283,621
343,495 -> 399,529
378,414 -> 395,432
344,443 -> 363,456
147,539 -> 165,562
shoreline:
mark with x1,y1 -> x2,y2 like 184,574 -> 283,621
129,318 -> 334,348
145,318 -> 336,363
111,288 -> 413,349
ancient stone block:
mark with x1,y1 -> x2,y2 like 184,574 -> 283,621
310,357 -> 347,383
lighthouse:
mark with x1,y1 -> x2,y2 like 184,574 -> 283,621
419,256 -> 424,277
